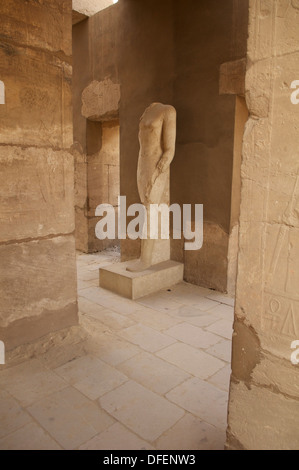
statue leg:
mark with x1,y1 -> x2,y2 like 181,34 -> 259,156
126,208 -> 155,273
127,172 -> 168,273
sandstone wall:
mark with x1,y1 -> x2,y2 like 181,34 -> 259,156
73,6 -> 120,253
0,0 -> 78,350
170,0 -> 249,292
227,0 -> 299,450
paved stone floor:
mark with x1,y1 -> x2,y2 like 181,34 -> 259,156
0,250 -> 234,450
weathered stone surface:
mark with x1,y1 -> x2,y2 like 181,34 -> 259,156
88,217 -> 118,253
275,1 -> 299,56
81,79 -> 120,121
76,208 -> 119,254
0,46 -> 72,148
74,149 -> 88,211
235,53 -> 299,357
245,59 -> 272,118
87,162 -> 109,214
170,221 -> 230,293
0,0 -> 77,352
252,353 -> 299,399
246,0 -> 275,62
1,303 -> 78,352
100,122 -> 120,166
184,222 -> 229,293
4,325 -> 86,368
75,207 -> 88,253
74,122 -> 120,252
0,147 -> 75,242
121,239 -> 141,264
0,0 -> 72,57
228,382 -> 299,450
227,97 -> 248,297
219,59 -> 246,96
227,224 -> 239,297
0,236 -> 77,329
247,0 -> 299,62
228,0 -> 299,450
231,320 -> 261,384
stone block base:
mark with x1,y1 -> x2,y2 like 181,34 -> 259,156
100,260 -> 184,300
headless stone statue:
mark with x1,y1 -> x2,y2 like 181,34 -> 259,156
127,103 -> 177,273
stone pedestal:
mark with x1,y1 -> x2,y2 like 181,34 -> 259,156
99,260 -> 184,300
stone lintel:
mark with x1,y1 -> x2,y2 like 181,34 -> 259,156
219,58 -> 246,96
81,79 -> 120,121
72,10 -> 88,25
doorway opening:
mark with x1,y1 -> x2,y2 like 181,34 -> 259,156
71,0 -> 248,451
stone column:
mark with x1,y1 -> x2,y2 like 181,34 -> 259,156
227,0 -> 299,450
0,0 -> 78,351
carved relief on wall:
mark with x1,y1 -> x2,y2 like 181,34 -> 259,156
263,173 -> 299,338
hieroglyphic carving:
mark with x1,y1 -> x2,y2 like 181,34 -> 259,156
277,0 -> 291,17
263,173 -> 299,337
263,294 -> 298,337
